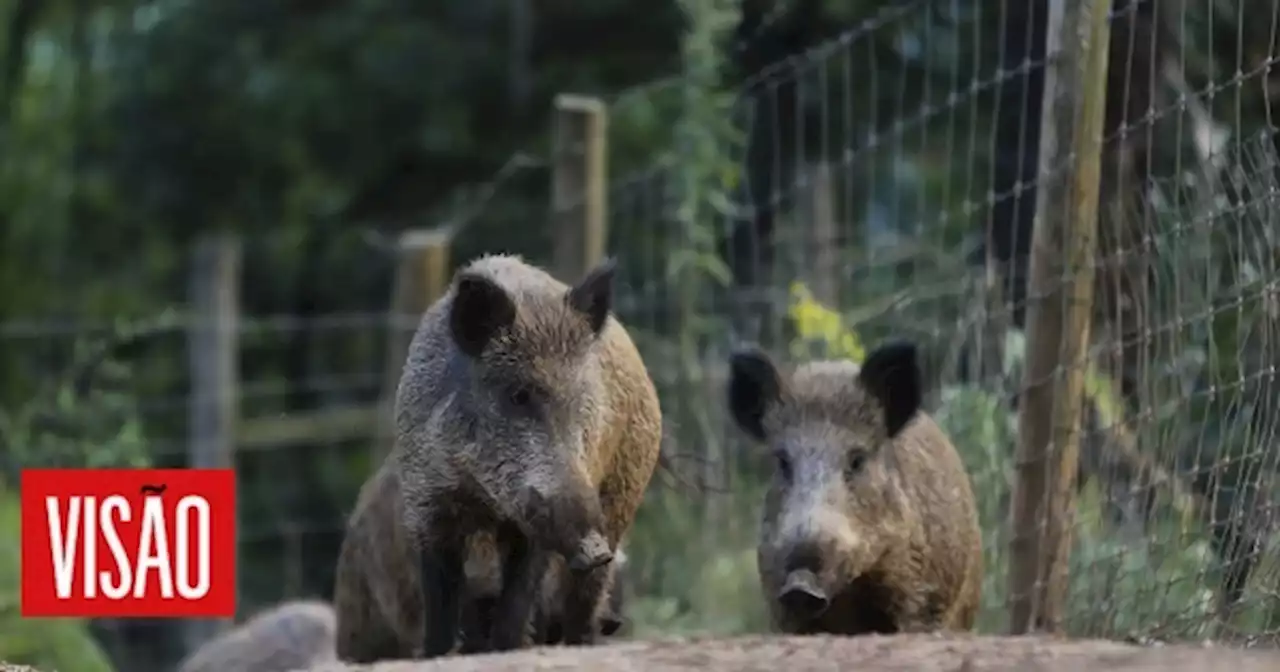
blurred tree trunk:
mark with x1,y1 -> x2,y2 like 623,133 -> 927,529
985,0 -> 1159,389
0,0 -> 38,124
285,225 -> 327,413
1095,0 -> 1159,412
976,0 -> 1048,385
508,0 -> 533,116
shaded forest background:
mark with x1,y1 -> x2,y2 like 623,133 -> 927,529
4,1 -> 1280,671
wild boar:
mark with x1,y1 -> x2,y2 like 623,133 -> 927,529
176,600 -> 336,672
388,254 -> 662,657
726,340 -> 982,635
334,466 -> 567,662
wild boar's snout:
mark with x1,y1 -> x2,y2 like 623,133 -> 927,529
778,541 -> 830,617
778,569 -> 830,618
783,540 -> 824,575
518,481 -> 612,573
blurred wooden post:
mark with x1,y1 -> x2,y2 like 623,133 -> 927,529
551,94 -> 608,282
374,228 -> 453,464
1008,0 -> 1111,635
809,162 -> 838,306
186,232 -> 241,651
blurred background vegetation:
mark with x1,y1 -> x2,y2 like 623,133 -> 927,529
3,0 -> 1280,670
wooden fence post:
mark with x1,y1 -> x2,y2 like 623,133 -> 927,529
1008,0 -> 1112,634
374,228 -> 453,464
186,232 -> 241,652
808,162 -> 838,307
551,94 -> 608,282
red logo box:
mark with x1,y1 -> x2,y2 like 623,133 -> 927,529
20,468 -> 236,618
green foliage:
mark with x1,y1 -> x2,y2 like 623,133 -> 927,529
0,492 -> 116,672
2,365 -> 148,472
627,487 -> 770,637
0,317 -> 164,672
932,380 -> 1226,638
620,0 -> 761,638
2,317 -> 166,476
666,0 -> 741,296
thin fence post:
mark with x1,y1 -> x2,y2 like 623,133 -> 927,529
551,94 -> 608,282
808,161 -> 838,307
1008,0 -> 1112,634
375,229 -> 453,465
186,232 -> 241,652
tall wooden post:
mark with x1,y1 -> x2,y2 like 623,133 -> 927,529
551,94 -> 608,283
186,233 -> 241,651
375,228 -> 453,464
1008,0 -> 1112,635
808,162 -> 838,307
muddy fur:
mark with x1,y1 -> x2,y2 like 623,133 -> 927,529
340,254 -> 661,660
176,600 -> 336,672
727,340 -> 983,636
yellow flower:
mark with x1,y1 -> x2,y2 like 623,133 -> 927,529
786,281 -> 865,363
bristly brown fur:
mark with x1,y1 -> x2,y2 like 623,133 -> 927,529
729,347 -> 983,636
177,600 -> 337,672
332,465 -> 424,662
335,254 -> 662,661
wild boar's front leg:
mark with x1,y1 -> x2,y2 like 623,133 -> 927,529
419,546 -> 464,658
490,529 -> 551,651
559,565 -> 609,646
457,595 -> 497,654
529,601 -> 555,644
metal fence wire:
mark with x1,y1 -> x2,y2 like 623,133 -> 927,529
5,1 -> 1280,671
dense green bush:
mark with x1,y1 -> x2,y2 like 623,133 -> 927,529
0,492 -> 117,672
0,325 -> 159,671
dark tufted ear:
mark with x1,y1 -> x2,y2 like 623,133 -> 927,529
727,348 -> 784,441
566,258 -> 617,335
857,340 -> 922,438
450,272 -> 517,358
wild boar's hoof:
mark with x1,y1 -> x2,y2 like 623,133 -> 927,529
778,569 -> 830,617
568,531 -> 613,573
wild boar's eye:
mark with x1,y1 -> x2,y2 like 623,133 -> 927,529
773,449 -> 793,481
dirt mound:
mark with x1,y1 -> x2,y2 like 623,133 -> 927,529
310,633 -> 1280,671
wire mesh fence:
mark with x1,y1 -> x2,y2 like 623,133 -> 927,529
5,0 -> 1280,670
586,0 -> 1280,646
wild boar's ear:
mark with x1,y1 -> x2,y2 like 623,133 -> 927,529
566,257 -> 617,335
450,272 -> 517,358
857,340 -> 922,438
727,348 -> 783,442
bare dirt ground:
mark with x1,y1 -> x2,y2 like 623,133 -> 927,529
311,634 -> 1280,672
